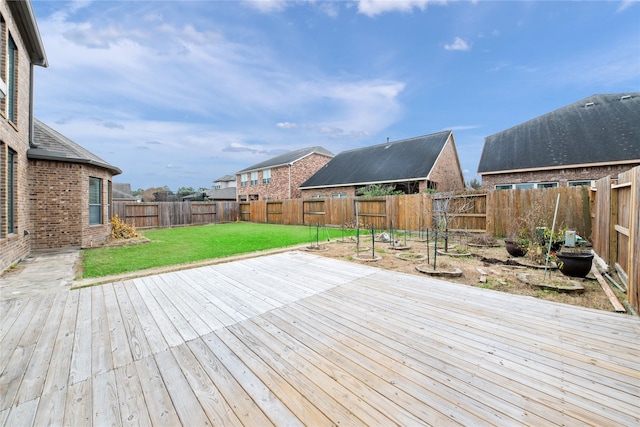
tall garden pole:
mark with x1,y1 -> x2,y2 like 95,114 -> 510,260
544,193 -> 561,280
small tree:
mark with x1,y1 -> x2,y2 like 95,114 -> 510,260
356,184 -> 404,197
430,191 -> 476,252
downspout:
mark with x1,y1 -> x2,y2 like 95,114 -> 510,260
288,164 -> 292,199
29,63 -> 36,147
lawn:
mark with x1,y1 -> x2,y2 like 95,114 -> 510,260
82,223 -> 356,278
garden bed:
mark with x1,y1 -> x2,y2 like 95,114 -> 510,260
314,236 -> 616,311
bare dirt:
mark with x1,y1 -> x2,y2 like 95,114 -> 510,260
306,234 -> 623,312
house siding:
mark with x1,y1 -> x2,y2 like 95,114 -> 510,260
237,153 -> 332,201
0,1 -> 36,272
481,163 -> 639,189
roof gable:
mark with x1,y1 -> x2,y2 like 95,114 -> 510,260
237,146 -> 334,173
478,93 -> 640,174
28,119 -> 122,175
300,132 -> 452,188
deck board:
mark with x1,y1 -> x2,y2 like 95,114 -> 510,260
1,250 -> 638,426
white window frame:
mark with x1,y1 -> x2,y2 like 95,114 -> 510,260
250,171 -> 258,185
262,168 -> 271,184
331,193 -> 347,198
240,173 -> 248,187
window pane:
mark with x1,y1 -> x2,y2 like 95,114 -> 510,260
89,177 -> 102,225
7,149 -> 15,233
8,36 -> 16,122
515,183 -> 534,189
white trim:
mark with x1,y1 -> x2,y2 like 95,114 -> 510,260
479,159 -> 639,176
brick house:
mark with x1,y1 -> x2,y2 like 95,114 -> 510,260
300,131 -> 465,198
1,0 -> 48,272
478,93 -> 640,190
236,146 -> 334,201
1,1 -> 121,273
29,119 -> 121,250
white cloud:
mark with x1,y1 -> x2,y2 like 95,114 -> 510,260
242,0 -> 289,13
444,37 -> 471,51
617,0 -> 637,13
357,0 -> 446,17
277,122 -> 299,129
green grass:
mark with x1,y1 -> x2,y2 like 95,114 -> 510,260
82,223 -> 355,278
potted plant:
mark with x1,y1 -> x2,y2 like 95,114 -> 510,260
504,226 -> 530,257
554,240 -> 594,278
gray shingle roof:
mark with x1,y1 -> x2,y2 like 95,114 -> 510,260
478,93 -> 640,174
28,119 -> 122,175
237,146 -> 334,173
300,131 -> 452,189
214,174 -> 236,182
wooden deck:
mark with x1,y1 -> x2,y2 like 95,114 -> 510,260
1,251 -> 639,426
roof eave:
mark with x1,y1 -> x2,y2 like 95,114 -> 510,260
27,148 -> 122,175
300,177 -> 429,190
478,159 -> 640,176
8,0 -> 48,67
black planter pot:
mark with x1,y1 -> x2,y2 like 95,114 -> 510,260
555,252 -> 594,278
505,239 -> 528,257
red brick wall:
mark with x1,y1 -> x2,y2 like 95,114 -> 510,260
428,135 -> 465,191
28,160 -> 114,250
237,153 -> 332,200
480,163 -> 640,189
0,2 -> 36,272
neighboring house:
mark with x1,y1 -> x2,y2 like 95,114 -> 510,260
478,93 -> 640,190
300,131 -> 465,198
1,1 -> 122,272
206,174 -> 236,201
113,182 -> 140,201
236,146 -> 334,201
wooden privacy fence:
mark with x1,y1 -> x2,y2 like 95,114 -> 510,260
112,201 -> 238,229
239,187 -> 591,238
591,166 -> 639,313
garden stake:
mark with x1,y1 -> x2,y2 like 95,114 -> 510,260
371,225 -> 375,259
434,230 -> 438,271
426,229 -> 430,264
356,225 -> 360,255
544,193 -> 560,280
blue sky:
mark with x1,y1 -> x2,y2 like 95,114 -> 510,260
30,0 -> 640,191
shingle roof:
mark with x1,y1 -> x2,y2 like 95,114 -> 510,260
214,174 -> 236,182
28,119 -> 122,175
300,131 -> 452,189
478,93 -> 640,174
237,146 -> 334,173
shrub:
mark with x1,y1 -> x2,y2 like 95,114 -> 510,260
110,215 -> 139,239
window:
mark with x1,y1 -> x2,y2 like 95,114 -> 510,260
213,181 -> 221,189
495,184 -> 512,190
569,180 -> 594,187
262,168 -> 271,184
241,173 -> 248,187
89,177 -> 102,225
537,182 -> 558,189
515,183 -> 534,190
7,149 -> 15,234
7,35 -> 17,122
107,181 -> 112,220
0,17 -> 6,99
251,171 -> 258,185
310,194 -> 325,199
249,194 -> 259,201
331,193 -> 347,198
